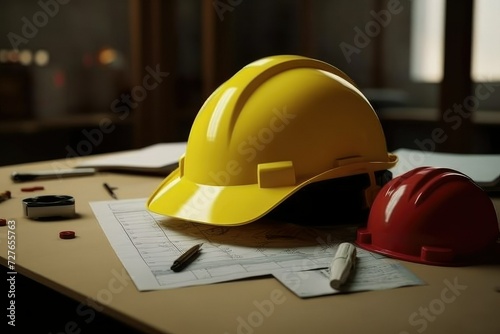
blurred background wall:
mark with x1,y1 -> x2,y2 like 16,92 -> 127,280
1,0 -> 499,166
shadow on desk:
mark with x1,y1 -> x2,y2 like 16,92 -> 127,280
1,266 -> 144,333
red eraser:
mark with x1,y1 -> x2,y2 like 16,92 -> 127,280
59,230 -> 76,239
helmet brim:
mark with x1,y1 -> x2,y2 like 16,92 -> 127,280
147,154 -> 398,226
147,168 -> 297,226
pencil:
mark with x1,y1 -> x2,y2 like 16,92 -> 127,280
103,183 -> 117,199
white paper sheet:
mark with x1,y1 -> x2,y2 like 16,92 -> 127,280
391,148 -> 500,189
90,198 -> 354,291
77,142 -> 186,173
90,198 -> 423,294
273,249 -> 425,298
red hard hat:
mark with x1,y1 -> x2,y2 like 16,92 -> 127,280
356,166 -> 500,266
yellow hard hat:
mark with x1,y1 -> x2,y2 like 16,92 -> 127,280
147,55 -> 398,226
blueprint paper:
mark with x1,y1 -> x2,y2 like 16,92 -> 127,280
90,198 -> 354,291
272,249 -> 425,298
90,198 -> 423,294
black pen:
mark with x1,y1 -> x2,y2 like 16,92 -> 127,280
103,182 -> 117,199
11,168 -> 96,182
171,243 -> 203,272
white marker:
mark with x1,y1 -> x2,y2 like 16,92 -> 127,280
329,242 -> 357,289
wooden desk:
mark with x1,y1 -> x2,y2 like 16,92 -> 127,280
1,158 -> 500,333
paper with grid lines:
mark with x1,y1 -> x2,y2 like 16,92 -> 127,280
90,198 -> 423,294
